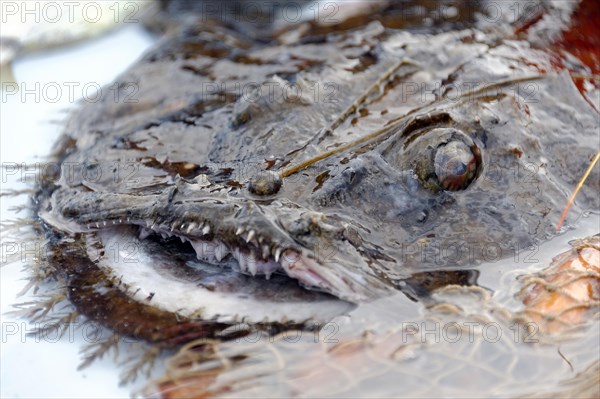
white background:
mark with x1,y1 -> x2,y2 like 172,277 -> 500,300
1,24 -> 155,398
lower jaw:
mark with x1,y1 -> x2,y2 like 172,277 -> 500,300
88,226 -> 354,325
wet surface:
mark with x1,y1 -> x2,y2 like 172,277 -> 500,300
10,0 -> 600,397
142,216 -> 599,398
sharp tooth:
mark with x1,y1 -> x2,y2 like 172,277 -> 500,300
119,219 -> 123,224
202,225 -> 210,235
215,246 -> 224,262
214,241 -> 229,262
190,240 -> 204,260
274,248 -> 282,262
246,250 -> 258,276
187,222 -> 197,233
265,271 -> 272,280
246,230 -> 256,243
207,244 -> 218,263
236,227 -> 244,235
171,222 -> 178,232
95,222 -> 100,228
238,250 -> 247,272
180,223 -> 186,230
262,245 -> 270,259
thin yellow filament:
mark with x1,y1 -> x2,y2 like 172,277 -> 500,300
556,150 -> 600,231
279,75 -> 544,178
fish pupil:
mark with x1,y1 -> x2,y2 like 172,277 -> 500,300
434,141 -> 477,191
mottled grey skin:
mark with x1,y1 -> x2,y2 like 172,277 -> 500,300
39,0 -> 599,305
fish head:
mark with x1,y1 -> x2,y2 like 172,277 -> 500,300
41,14 -> 599,309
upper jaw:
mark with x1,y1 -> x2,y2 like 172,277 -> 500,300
43,186 -> 392,302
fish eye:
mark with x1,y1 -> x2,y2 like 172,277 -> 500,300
388,126 -> 482,192
434,140 -> 480,191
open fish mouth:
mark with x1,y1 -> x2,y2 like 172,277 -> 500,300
83,225 -> 354,324
135,221 -> 330,286
38,170 -> 379,326
38,187 -> 365,324
40,175 -> 394,306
